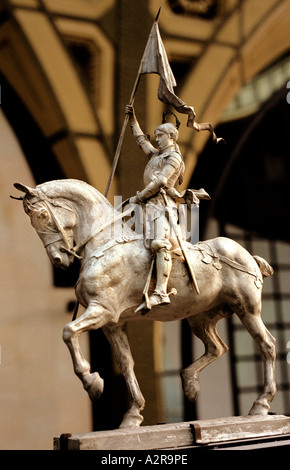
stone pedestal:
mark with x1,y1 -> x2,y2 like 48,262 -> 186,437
54,414 -> 290,450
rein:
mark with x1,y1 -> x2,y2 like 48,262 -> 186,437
32,194 -> 135,260
38,197 -> 83,260
70,205 -> 134,258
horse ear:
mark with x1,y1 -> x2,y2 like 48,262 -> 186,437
14,183 -> 37,197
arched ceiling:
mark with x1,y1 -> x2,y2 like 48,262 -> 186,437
0,0 -> 116,196
0,0 -> 289,196
149,0 -> 290,187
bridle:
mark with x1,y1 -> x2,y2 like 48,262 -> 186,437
27,193 -> 135,262
27,194 -> 83,261
45,204 -> 83,259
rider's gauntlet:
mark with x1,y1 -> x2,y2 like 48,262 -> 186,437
137,175 -> 167,202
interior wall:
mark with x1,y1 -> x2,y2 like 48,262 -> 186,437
1,0 -> 290,445
0,110 -> 91,450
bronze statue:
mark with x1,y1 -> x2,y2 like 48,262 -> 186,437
14,179 -> 276,428
12,9 -> 277,430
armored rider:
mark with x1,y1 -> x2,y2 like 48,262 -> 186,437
126,104 -> 190,309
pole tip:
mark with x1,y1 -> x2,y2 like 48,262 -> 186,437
155,7 -> 161,22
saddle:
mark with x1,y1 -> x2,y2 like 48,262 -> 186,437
194,242 -> 263,289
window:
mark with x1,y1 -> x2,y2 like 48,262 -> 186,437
221,222 -> 290,415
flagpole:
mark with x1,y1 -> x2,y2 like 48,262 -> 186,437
104,8 -> 161,198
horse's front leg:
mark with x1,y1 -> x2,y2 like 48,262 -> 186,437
62,301 -> 115,401
103,324 -> 145,428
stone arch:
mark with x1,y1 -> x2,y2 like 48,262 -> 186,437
0,5 -> 116,195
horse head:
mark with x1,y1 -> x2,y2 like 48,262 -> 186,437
14,182 -> 77,269
13,179 -> 129,270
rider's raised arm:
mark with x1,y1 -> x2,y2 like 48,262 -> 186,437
126,105 -> 156,157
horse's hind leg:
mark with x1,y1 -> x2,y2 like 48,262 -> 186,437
103,324 -> 145,428
236,305 -> 276,415
181,311 -> 229,403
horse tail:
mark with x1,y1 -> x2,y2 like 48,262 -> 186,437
253,255 -> 274,278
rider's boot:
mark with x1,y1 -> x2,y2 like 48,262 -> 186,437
148,247 -> 176,308
135,242 -> 177,313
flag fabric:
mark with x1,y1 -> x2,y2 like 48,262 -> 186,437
140,22 -> 223,143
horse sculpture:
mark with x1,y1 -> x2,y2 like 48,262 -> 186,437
14,178 -> 276,428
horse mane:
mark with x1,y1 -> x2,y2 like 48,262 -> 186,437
35,179 -> 113,209
33,179 -> 135,239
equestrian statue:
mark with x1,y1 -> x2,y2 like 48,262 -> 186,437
13,170 -> 276,428
12,11 -> 277,429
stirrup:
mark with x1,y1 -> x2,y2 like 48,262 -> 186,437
149,291 -> 171,307
135,288 -> 177,314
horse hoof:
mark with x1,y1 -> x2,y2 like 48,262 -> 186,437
181,373 -> 200,403
248,400 -> 270,416
185,380 -> 200,402
84,372 -> 104,401
119,413 -> 144,428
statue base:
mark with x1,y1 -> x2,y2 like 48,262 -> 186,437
54,414 -> 290,450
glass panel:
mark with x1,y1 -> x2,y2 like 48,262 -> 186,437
236,361 -> 259,388
281,300 -> 290,323
278,270 -> 290,295
222,223 -> 290,417
276,240 -> 290,265
251,239 -> 271,260
270,390 -> 288,415
162,321 -> 181,372
260,299 -> 276,324
161,375 -> 183,423
275,358 -> 288,384
234,329 -> 256,357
